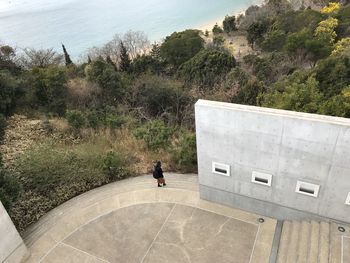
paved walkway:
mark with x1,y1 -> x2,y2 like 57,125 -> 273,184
23,174 -> 277,263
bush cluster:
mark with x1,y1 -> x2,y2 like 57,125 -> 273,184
10,142 -> 130,231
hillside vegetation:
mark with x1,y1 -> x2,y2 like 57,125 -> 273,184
1,0 -> 350,231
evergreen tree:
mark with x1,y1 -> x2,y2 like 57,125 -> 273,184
106,55 -> 117,71
62,44 -> 73,66
88,56 -> 92,64
119,41 -> 131,72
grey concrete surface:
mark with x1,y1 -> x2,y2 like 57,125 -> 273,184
195,100 -> 350,222
23,174 -> 276,263
57,203 -> 258,263
0,201 -> 29,262
344,237 -> 350,263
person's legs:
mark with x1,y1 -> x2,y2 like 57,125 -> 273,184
161,177 -> 166,186
157,178 -> 162,187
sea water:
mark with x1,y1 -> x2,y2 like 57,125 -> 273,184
0,0 -> 258,58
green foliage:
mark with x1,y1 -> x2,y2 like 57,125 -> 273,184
66,109 -> 86,130
259,74 -> 323,113
119,41 -> 131,72
62,44 -> 73,66
0,70 -> 21,116
103,151 -> 129,180
130,75 -> 192,122
223,16 -> 237,33
0,114 -> 6,141
160,30 -> 204,67
262,30 -> 287,51
179,48 -> 236,87
243,53 -> 294,84
0,154 -> 21,211
29,66 -> 68,116
233,78 -> 265,105
274,10 -> 324,33
0,45 -> 20,74
11,142 -> 130,230
105,113 -> 126,129
131,55 -> 163,75
336,5 -> 350,38
86,110 -> 100,129
171,131 -> 197,172
134,120 -> 173,150
213,36 -> 225,47
85,60 -> 124,99
315,55 -> 350,97
212,23 -> 224,34
247,19 -> 270,47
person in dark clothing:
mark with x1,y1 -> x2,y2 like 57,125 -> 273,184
154,161 -> 166,187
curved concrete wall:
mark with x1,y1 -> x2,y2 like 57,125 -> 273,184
195,100 -> 350,223
0,202 -> 29,262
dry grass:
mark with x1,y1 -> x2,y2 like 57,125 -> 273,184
82,127 -> 172,175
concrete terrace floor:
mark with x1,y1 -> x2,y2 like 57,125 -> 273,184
22,174 -> 277,263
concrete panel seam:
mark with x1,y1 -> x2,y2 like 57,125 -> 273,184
140,204 -> 176,263
248,222 -> 261,263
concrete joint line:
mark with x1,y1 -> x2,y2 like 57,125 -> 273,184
342,235 -> 350,263
140,203 -> 176,263
60,242 -> 110,263
248,223 -> 261,263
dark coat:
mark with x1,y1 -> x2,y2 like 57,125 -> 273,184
155,165 -> 164,178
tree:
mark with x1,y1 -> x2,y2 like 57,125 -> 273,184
259,76 -> 323,113
119,41 -> 131,72
233,78 -> 265,105
29,66 -> 68,116
213,35 -> 225,47
212,23 -> 224,34
247,19 -> 270,48
223,15 -> 237,33
0,71 -> 21,116
262,29 -> 287,51
179,48 -> 236,87
315,55 -> 350,97
160,30 -> 204,67
129,75 -> 192,123
321,2 -> 341,14
0,45 -> 20,74
62,44 -> 73,66
20,48 -> 63,69
85,60 -> 124,100
314,17 -> 338,45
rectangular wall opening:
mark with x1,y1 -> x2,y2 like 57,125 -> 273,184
346,192 -> 350,206
295,181 -> 320,198
212,162 -> 230,176
251,171 -> 272,186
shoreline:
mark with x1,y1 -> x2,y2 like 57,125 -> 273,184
195,7 -> 252,32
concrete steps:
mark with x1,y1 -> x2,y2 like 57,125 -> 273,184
277,220 -> 333,263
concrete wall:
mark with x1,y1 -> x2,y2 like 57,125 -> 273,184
0,202 -> 29,262
195,100 -> 350,223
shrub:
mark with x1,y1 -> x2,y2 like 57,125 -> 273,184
160,30 -> 204,67
171,132 -> 197,172
86,110 -> 101,129
0,114 -> 6,141
212,23 -> 224,34
11,142 -> 130,230
134,120 -> 173,150
103,151 -> 129,180
0,154 -> 21,211
29,66 -> 68,116
105,114 -> 126,129
66,110 -> 85,130
179,48 -> 236,87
